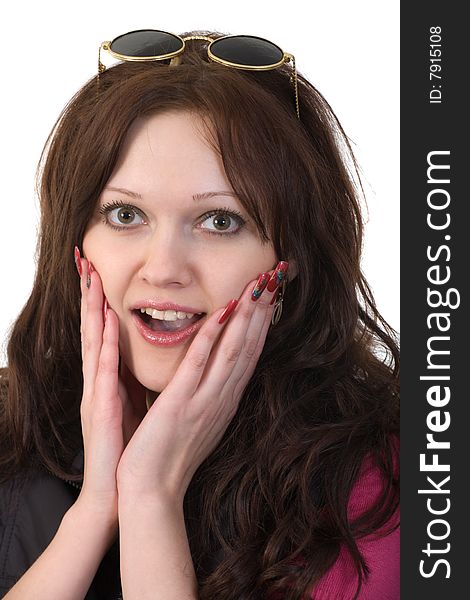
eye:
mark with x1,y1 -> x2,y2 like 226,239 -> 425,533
198,208 -> 246,236
99,201 -> 146,230
98,201 -> 247,236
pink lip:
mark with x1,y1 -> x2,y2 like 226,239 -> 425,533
132,311 -> 206,347
132,300 -> 204,314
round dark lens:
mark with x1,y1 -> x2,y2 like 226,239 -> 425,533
210,35 -> 284,67
110,29 -> 183,58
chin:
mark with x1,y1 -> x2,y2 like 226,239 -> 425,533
132,361 -> 179,395
119,330 -> 190,394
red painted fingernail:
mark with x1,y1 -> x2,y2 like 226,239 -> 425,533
86,262 -> 94,289
103,297 -> 109,322
267,261 -> 289,293
74,246 -> 82,277
218,299 -> 238,324
251,272 -> 270,301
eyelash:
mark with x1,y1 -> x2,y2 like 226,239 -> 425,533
98,201 -> 247,237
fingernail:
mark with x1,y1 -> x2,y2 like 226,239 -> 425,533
74,246 -> 82,277
86,262 -> 94,289
103,297 -> 108,322
267,261 -> 289,293
251,272 -> 270,302
218,299 -> 238,324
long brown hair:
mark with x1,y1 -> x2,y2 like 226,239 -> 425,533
0,30 -> 399,599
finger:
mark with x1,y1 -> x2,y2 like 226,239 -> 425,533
75,248 -> 86,325
79,257 -> 88,361
229,287 -> 277,398
160,270 -> 270,406
160,279 -> 257,401
238,262 -> 289,372
87,308 -> 124,472
199,269 -> 277,394
198,261 -> 288,402
81,263 -> 105,400
153,264 -> 287,405
93,307 -> 120,419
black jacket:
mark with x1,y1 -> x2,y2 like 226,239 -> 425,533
0,452 -> 122,599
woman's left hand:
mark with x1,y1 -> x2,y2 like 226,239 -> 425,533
115,268 -> 283,505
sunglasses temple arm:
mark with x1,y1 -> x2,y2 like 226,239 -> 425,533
98,42 -> 109,76
286,53 -> 300,120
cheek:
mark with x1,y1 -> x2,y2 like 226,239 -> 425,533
83,228 -> 119,264
210,245 -> 277,303
82,230 -> 128,307
82,226 -> 103,264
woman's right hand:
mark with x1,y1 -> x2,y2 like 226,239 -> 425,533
2,255 -> 135,598
74,255 -> 141,529
2,255 -> 143,599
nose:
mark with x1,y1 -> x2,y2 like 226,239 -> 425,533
137,227 -> 194,287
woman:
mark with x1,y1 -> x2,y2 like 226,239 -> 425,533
0,30 -> 399,599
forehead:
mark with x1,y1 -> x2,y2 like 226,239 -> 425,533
107,111 -> 228,195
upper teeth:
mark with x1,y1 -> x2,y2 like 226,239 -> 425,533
139,308 -> 201,321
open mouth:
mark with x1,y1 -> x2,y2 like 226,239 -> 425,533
132,309 -> 206,333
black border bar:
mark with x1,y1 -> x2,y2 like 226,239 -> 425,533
401,3 -> 467,597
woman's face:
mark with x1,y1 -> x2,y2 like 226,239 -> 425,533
83,110 -> 277,395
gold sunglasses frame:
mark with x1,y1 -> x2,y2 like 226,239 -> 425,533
98,31 -> 300,119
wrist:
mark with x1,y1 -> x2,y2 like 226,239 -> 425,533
117,477 -> 187,511
118,491 -> 197,600
118,489 -> 184,515
67,495 -> 119,548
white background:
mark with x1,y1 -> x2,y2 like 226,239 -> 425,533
0,0 -> 399,367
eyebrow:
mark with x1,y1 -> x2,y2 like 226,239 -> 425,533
103,186 -> 238,202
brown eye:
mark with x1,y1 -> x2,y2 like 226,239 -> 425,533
116,207 -> 136,224
99,201 -> 146,230
212,214 -> 231,231
199,208 -> 246,236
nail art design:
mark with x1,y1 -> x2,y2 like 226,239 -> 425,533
251,272 -> 270,301
267,261 -> 289,293
86,262 -> 94,289
74,246 -> 82,277
271,278 -> 286,326
218,299 -> 238,324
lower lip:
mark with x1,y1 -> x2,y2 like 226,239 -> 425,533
131,311 -> 206,347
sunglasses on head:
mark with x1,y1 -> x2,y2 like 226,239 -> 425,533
98,29 -> 300,119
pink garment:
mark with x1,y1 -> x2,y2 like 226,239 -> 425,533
311,452 -> 400,599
